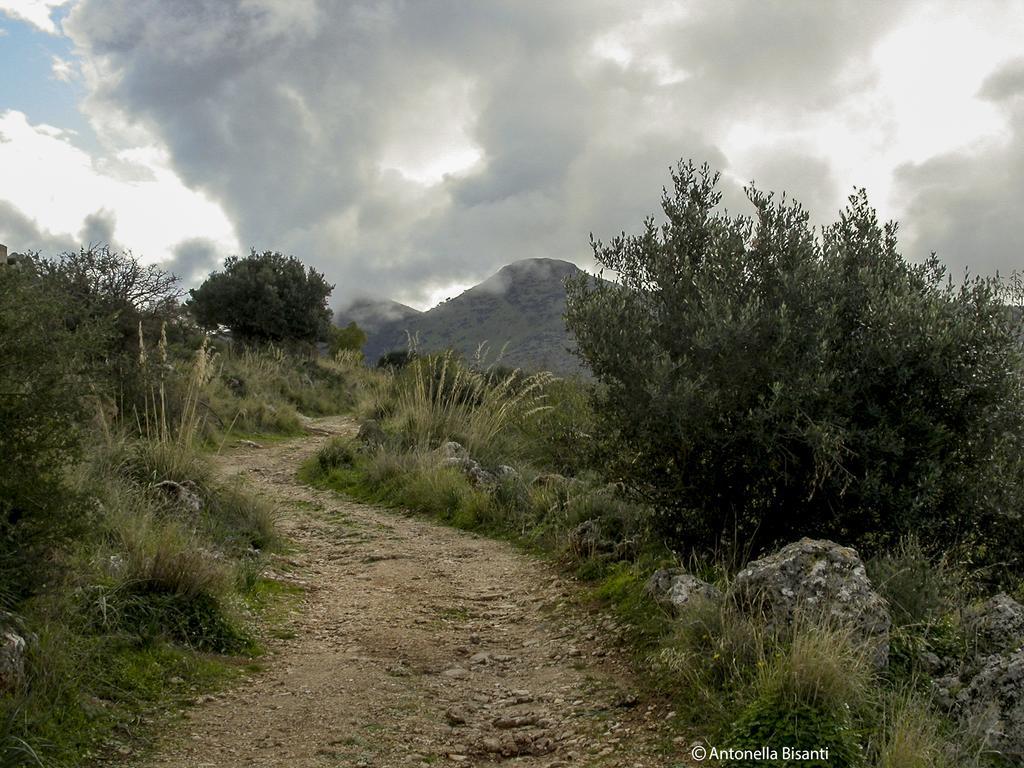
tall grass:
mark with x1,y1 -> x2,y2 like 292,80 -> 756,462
134,324 -> 217,446
386,350 -> 551,462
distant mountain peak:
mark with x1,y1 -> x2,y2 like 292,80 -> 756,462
335,297 -> 421,333
340,258 -> 594,375
471,258 -> 582,298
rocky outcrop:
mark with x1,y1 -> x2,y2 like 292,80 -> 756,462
956,647 -> 1024,760
964,593 -> 1024,657
733,538 -> 891,667
644,568 -> 721,614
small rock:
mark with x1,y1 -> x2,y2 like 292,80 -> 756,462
920,651 -> 943,674
644,569 -> 721,614
442,667 -> 469,679
480,738 -> 502,753
445,707 -> 469,726
493,713 -> 539,729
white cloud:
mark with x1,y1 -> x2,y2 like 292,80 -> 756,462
50,54 -> 73,81
0,110 -> 238,264
0,0 -> 72,34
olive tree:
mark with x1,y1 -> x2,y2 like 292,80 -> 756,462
566,161 -> 1024,565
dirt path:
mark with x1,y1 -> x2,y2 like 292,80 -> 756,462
145,418 -> 687,767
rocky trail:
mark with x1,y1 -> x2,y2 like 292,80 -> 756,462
144,417 -> 688,767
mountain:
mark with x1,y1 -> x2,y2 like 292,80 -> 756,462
340,258 -> 590,375
336,297 -> 422,334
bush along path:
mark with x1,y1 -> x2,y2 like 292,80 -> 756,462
141,417 -> 685,768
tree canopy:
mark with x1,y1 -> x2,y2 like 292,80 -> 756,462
34,245 -> 182,355
188,249 -> 333,345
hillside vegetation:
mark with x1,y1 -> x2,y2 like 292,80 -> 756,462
0,248 -> 371,766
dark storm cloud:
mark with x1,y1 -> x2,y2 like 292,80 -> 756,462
648,1 -> 904,114
63,0 -> 913,306
744,152 -> 839,220
78,208 -> 120,248
894,57 -> 1024,276
163,237 -> 223,288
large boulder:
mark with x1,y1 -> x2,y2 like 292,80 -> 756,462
0,612 -> 30,694
964,593 -> 1024,657
645,568 -> 721,614
956,647 -> 1024,761
734,538 -> 891,667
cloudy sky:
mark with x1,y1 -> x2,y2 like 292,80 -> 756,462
1,0 -> 1023,309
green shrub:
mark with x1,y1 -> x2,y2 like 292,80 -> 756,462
328,322 -> 367,357
317,437 -> 359,473
724,627 -> 873,767
385,351 -> 551,465
867,538 -> 960,628
870,693 -> 958,768
653,596 -> 763,727
0,263 -> 106,598
120,439 -> 213,488
108,589 -> 251,653
393,466 -> 490,526
725,695 -> 862,768
566,160 -> 1024,566
201,483 -> 279,554
519,377 -> 597,475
